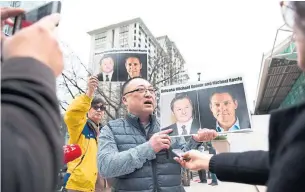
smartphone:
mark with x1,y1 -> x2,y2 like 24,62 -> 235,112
171,149 -> 190,161
12,1 -> 62,34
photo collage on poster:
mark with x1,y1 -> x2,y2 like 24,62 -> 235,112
160,76 -> 252,138
93,48 -> 148,83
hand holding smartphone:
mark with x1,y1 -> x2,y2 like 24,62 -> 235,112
171,149 -> 191,162
12,1 -> 61,34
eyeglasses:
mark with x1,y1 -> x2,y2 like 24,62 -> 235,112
280,1 -> 295,29
92,105 -> 106,111
123,87 -> 156,96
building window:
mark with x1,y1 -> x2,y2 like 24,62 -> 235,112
95,42 -> 106,49
95,32 -> 107,40
138,44 -> 141,48
119,25 -> 129,34
120,31 -> 128,39
120,38 -> 128,48
95,32 -> 107,49
134,42 -> 136,47
119,27 -> 129,48
134,23 -> 137,28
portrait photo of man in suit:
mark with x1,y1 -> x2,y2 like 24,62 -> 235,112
209,91 -> 242,132
163,93 -> 200,136
97,55 -> 118,82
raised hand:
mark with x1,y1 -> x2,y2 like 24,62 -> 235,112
86,76 -> 99,97
174,150 -> 212,171
192,128 -> 218,142
149,129 -> 173,153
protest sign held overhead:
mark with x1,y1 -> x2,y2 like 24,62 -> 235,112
93,48 -> 148,82
160,76 -> 252,136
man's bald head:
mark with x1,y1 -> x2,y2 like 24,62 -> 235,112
121,77 -> 147,96
121,77 -> 156,117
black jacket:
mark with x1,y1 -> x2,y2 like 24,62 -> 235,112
1,57 -> 62,192
209,102 -> 305,191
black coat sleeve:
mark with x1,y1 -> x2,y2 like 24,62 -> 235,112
1,57 -> 63,192
209,150 -> 269,185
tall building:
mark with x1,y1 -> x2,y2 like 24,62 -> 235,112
0,1 -> 47,35
254,29 -> 304,114
156,35 -> 189,85
87,17 -> 188,119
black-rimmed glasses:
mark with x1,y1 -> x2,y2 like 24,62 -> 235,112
123,87 -> 156,96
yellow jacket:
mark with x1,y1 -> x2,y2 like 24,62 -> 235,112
63,94 -> 98,192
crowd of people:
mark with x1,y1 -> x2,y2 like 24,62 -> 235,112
2,1 -> 305,192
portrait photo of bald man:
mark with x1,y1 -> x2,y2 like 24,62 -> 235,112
162,92 -> 201,137
198,83 -> 252,133
117,52 -> 148,81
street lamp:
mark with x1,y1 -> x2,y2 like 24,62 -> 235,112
197,72 -> 201,82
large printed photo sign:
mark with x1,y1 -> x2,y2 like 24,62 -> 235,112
93,48 -> 148,82
160,76 -> 252,136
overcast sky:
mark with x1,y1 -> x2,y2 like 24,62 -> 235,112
56,0 -> 291,112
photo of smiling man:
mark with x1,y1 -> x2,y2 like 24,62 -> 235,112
209,91 -> 241,132
117,51 -> 148,82
198,83 -> 252,133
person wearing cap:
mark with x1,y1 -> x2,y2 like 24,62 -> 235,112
63,76 -> 105,192
175,2 -> 305,191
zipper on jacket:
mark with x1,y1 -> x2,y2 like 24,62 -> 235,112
151,159 -> 158,192
145,122 -> 159,192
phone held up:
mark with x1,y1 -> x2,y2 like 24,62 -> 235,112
12,1 -> 62,35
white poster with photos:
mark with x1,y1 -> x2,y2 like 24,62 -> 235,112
160,76 -> 252,137
93,48 -> 148,82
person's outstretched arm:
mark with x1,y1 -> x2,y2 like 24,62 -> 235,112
1,57 -> 63,192
209,150 -> 269,185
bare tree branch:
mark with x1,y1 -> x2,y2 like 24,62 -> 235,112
155,70 -> 184,86
103,106 -> 115,120
62,72 -> 86,94
96,87 -> 118,109
62,74 -> 75,99
59,100 -> 67,111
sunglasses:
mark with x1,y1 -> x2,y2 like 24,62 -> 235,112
92,105 -> 106,111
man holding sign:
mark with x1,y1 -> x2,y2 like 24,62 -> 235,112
98,77 -> 217,192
